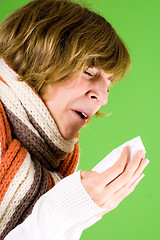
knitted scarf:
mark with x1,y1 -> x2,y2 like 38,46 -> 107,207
0,58 -> 79,238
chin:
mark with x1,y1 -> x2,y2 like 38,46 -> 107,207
60,129 -> 77,140
63,133 -> 76,140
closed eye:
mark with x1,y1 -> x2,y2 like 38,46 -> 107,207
83,71 -> 95,80
84,71 -> 93,77
83,67 -> 99,80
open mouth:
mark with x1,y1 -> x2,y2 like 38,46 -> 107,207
75,111 -> 88,119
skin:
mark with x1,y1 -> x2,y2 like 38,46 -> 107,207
41,67 -> 149,217
81,147 -> 149,217
41,67 -> 113,140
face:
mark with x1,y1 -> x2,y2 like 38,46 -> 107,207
41,67 -> 113,140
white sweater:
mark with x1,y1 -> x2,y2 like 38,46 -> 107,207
4,171 -> 103,240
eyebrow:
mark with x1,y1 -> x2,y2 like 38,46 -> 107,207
87,67 -> 114,82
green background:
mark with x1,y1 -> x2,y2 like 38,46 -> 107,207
0,0 -> 159,239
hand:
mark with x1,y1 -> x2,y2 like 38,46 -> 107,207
80,146 -> 149,217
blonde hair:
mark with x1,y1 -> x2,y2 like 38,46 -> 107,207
0,0 -> 131,95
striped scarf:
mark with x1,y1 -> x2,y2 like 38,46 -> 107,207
0,58 -> 79,239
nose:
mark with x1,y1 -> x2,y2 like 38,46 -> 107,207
86,71 -> 112,106
87,86 -> 108,106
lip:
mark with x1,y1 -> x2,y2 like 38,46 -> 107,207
71,109 -> 92,124
73,109 -> 92,119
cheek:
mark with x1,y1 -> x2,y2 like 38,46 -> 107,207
44,88 -> 72,115
42,77 -> 89,112
68,82 -> 88,96
64,75 -> 89,93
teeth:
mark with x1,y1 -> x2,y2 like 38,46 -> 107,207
82,112 -> 87,118
75,111 -> 88,119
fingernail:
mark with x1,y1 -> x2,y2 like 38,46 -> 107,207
136,174 -> 145,185
140,173 -> 145,180
139,150 -> 145,158
144,159 -> 150,167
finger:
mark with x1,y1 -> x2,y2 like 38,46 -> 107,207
113,172 -> 145,201
105,149 -> 145,193
129,158 -> 149,182
126,159 -> 149,186
114,173 -> 145,206
102,173 -> 145,210
101,171 -> 144,209
124,149 -> 146,176
129,173 -> 145,189
115,158 -> 149,194
99,146 -> 130,186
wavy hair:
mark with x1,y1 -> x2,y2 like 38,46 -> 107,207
0,0 -> 131,95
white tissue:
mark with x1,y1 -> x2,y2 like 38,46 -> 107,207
92,136 -> 146,173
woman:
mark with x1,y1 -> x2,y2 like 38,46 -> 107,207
0,0 -> 148,239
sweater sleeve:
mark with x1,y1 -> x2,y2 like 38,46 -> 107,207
4,171 -> 104,240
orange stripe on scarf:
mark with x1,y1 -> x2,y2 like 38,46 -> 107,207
0,101 -> 27,203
